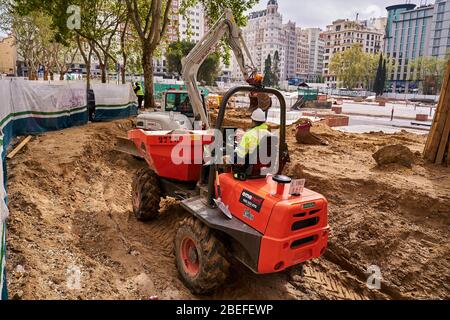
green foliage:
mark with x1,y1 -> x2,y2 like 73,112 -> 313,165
409,55 -> 448,95
263,54 -> 273,87
381,59 -> 387,93
272,50 -> 280,87
166,40 -> 220,85
374,53 -> 385,96
330,44 -> 381,90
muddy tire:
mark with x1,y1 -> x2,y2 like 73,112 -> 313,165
174,217 -> 230,295
132,168 -> 161,221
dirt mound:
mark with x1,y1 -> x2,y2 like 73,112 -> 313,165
372,144 -> 415,168
5,116 -> 450,300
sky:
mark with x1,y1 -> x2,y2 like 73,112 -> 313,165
250,0 -> 429,29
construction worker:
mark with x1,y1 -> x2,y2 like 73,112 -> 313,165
233,108 -> 271,180
133,81 -> 144,109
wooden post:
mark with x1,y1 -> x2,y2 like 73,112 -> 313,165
424,61 -> 450,164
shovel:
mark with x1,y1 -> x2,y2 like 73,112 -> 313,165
213,171 -> 233,220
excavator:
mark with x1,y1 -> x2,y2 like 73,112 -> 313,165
120,9 -> 329,295
116,9 -> 259,157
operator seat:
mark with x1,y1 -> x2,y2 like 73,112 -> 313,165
233,133 -> 278,180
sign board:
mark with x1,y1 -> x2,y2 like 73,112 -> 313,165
289,179 -> 306,196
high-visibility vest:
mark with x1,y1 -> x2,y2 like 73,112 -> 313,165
236,123 -> 270,158
135,84 -> 144,96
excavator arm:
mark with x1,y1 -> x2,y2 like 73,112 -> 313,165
181,9 -> 260,129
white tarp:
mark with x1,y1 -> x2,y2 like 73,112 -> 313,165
91,83 -> 137,108
0,80 -> 136,299
0,80 -> 87,130
0,142 -> 7,299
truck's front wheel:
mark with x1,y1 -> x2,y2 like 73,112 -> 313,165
132,168 -> 161,221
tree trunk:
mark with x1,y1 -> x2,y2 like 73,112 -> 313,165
86,62 -> 91,90
121,54 -> 127,85
100,61 -> 107,83
50,72 -> 54,81
59,72 -> 64,81
44,70 -> 49,81
142,51 -> 154,109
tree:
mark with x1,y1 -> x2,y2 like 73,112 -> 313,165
329,44 -> 379,90
9,11 -> 54,80
166,40 -> 220,85
373,53 -> 385,96
125,0 -> 258,108
409,56 -> 447,95
54,41 -> 79,80
10,0 -> 128,87
89,0 -> 127,83
124,0 -> 177,108
272,50 -> 280,87
263,54 -> 273,87
381,58 -> 387,94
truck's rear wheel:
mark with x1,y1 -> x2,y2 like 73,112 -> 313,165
174,217 -> 230,295
132,168 -> 161,221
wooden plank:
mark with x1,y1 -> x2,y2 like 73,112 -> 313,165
435,113 -> 450,164
424,61 -> 450,159
424,61 -> 450,161
7,136 -> 32,159
447,134 -> 450,165
435,108 -> 450,164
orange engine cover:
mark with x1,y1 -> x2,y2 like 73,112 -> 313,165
218,173 -> 329,274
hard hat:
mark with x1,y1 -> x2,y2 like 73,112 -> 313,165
251,108 -> 266,122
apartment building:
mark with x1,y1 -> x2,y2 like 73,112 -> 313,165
323,19 -> 384,88
0,36 -> 17,75
384,1 -> 450,93
295,28 -> 309,80
305,28 -> 325,82
231,0 -> 287,81
154,1 -> 205,75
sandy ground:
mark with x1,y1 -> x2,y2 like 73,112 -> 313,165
5,113 -> 450,300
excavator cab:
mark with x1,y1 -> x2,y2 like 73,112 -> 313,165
163,90 -> 207,120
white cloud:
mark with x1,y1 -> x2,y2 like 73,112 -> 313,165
250,0 -> 423,28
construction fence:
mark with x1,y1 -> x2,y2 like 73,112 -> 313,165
0,79 -> 138,299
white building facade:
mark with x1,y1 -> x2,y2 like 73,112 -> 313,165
323,19 -> 385,88
231,0 -> 288,81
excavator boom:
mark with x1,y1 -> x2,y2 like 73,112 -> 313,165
181,9 -> 258,129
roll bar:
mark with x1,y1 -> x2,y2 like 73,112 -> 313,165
207,86 -> 288,207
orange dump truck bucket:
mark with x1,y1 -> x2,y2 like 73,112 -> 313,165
128,129 -> 215,182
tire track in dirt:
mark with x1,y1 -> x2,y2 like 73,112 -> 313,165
6,119 -> 449,300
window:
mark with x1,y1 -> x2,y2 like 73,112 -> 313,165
432,46 -> 439,56
165,93 -> 196,118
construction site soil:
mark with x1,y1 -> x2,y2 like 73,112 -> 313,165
5,109 -> 450,300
